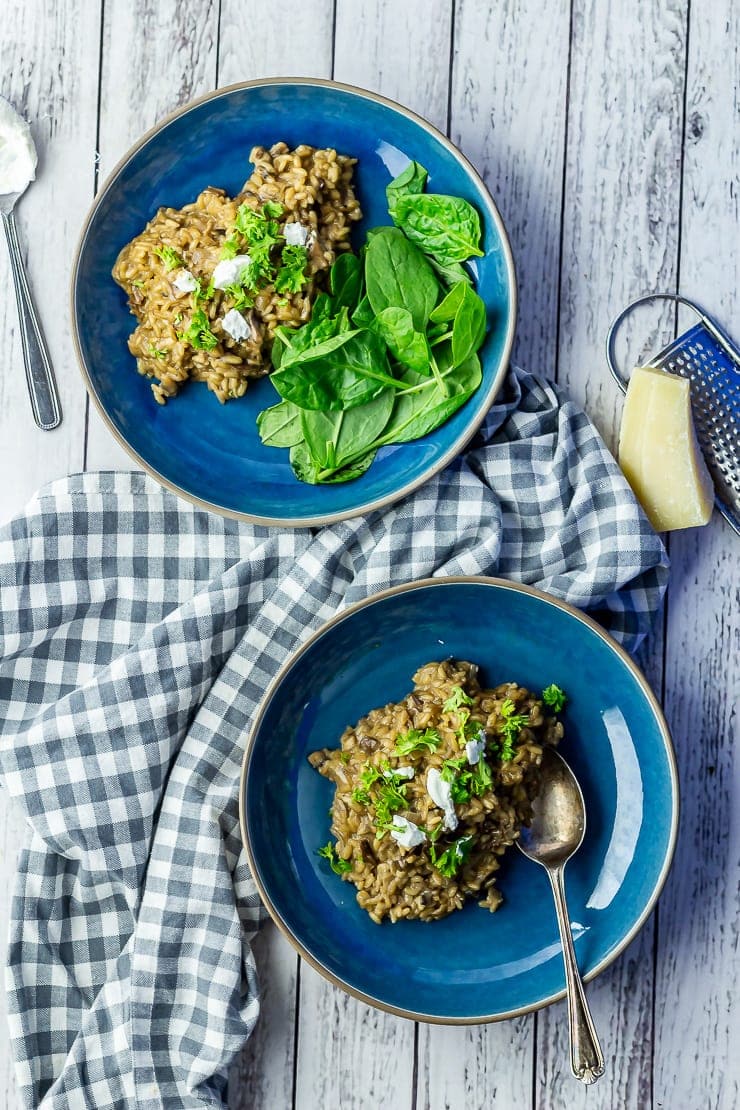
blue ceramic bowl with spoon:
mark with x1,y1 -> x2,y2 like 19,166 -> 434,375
72,79 -> 516,527
240,577 -> 678,1022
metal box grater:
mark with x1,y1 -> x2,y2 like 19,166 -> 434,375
606,292 -> 740,536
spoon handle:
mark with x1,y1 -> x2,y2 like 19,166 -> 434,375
548,865 -> 605,1084
2,210 -> 62,430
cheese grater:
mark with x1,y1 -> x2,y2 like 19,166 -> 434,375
606,292 -> 740,537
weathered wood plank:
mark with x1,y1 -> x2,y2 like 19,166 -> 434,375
0,0 -> 101,523
334,0 -> 452,132
218,0 -> 334,83
84,0 -> 220,471
653,1 -> 740,1105
537,1 -> 687,1106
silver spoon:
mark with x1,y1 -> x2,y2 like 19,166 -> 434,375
0,96 -> 61,430
518,746 -> 605,1084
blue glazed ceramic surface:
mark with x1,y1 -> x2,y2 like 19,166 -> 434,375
242,578 -> 678,1022
72,80 -> 515,526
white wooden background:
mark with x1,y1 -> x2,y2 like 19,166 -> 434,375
1,1 -> 738,1107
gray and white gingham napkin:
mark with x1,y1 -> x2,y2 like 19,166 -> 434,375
0,367 -> 668,1109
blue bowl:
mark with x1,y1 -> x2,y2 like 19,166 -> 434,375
71,79 -> 516,527
240,578 -> 678,1022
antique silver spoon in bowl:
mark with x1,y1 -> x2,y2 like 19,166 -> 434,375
0,95 -> 61,430
518,746 -> 605,1084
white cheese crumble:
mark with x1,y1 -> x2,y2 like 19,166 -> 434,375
389,816 -> 426,850
212,254 -> 252,290
221,309 -> 251,343
172,269 -> 198,294
465,732 -> 486,765
0,97 -> 37,196
426,767 -> 458,831
383,765 -> 414,780
283,221 -> 312,247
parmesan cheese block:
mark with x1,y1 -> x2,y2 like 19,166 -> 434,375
618,365 -> 714,531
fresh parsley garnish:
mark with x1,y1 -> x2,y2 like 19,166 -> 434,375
317,842 -> 352,875
542,684 -> 567,712
430,833 -> 473,878
153,245 -> 183,271
351,765 -> 381,806
192,277 -> 215,304
441,757 -> 472,804
225,202 -> 284,289
147,345 -> 166,360
443,685 -> 474,712
393,727 -> 442,756
225,283 -> 254,312
373,778 -> 408,832
131,278 -> 145,288
339,751 -> 351,765
177,309 -> 218,351
274,244 -> 309,295
263,201 -> 284,218
498,698 -> 529,761
470,755 -> 493,795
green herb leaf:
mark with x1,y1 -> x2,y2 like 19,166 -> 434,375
470,755 -> 493,796
192,277 -> 216,304
256,401 -> 304,448
430,833 -> 474,877
391,193 -> 484,264
317,842 -> 352,875
441,758 -> 473,804
364,227 -> 439,332
275,244 -> 309,294
131,278 -> 146,289
153,245 -> 183,271
542,684 -> 567,712
178,308 -> 218,351
263,201 -> 284,218
394,727 -> 442,756
497,698 -> 529,761
147,345 -> 166,360
443,685 -> 474,712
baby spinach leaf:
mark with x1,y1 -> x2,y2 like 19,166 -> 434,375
430,282 -> 468,324
391,193 -> 484,264
372,307 -> 430,373
330,253 -> 364,313
386,161 -> 428,215
428,256 -> 473,287
290,441 -> 376,484
365,227 -> 439,331
378,353 -> 482,445
351,295 -> 375,328
289,442 -> 322,484
256,400 -> 304,447
450,284 -> 487,366
431,282 -> 487,366
300,388 -> 394,469
270,329 -> 398,411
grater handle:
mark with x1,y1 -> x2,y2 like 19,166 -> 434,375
605,292 -> 711,394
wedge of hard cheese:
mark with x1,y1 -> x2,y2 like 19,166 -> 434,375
618,365 -> 714,531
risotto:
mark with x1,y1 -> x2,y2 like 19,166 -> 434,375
309,660 -> 565,924
112,142 -> 362,404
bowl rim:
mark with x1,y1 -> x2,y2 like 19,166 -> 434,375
239,574 -> 679,1024
70,76 -> 517,529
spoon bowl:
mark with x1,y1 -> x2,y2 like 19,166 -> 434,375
517,746 -> 605,1085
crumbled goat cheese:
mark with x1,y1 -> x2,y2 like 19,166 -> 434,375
389,816 -> 426,849
221,309 -> 251,342
172,269 -> 198,293
426,767 -> 458,831
212,254 -> 252,289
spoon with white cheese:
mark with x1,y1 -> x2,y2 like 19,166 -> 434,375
0,96 -> 61,429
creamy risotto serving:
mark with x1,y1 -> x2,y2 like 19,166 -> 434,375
309,660 -> 567,924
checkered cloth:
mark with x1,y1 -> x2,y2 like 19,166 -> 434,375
0,367 -> 667,1109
